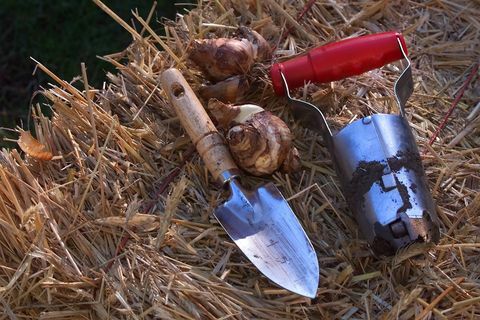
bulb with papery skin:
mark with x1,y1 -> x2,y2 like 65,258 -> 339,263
234,26 -> 272,61
199,75 -> 249,104
189,27 -> 272,103
189,38 -> 255,82
207,99 -> 301,176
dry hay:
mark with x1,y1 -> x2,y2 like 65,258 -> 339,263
0,0 -> 479,319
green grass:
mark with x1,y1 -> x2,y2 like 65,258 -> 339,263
0,1 -> 189,146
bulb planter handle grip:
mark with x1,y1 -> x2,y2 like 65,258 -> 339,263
270,31 -> 408,95
160,68 -> 239,184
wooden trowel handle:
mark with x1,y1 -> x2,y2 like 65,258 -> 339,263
160,68 -> 239,183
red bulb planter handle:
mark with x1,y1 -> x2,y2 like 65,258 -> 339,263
270,31 -> 408,96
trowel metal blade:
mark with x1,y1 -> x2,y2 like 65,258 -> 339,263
214,180 -> 319,298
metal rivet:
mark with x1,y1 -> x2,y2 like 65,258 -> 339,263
390,220 -> 408,238
362,116 -> 372,124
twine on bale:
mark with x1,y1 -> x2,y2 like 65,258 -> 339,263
427,62 -> 479,147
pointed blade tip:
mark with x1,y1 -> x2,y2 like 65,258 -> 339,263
290,275 -> 319,299
271,262 -> 319,298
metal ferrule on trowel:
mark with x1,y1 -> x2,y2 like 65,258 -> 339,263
271,32 -> 440,255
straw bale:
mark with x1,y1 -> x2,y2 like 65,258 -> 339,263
0,0 -> 478,319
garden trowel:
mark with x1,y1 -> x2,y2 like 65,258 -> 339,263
160,68 -> 319,298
